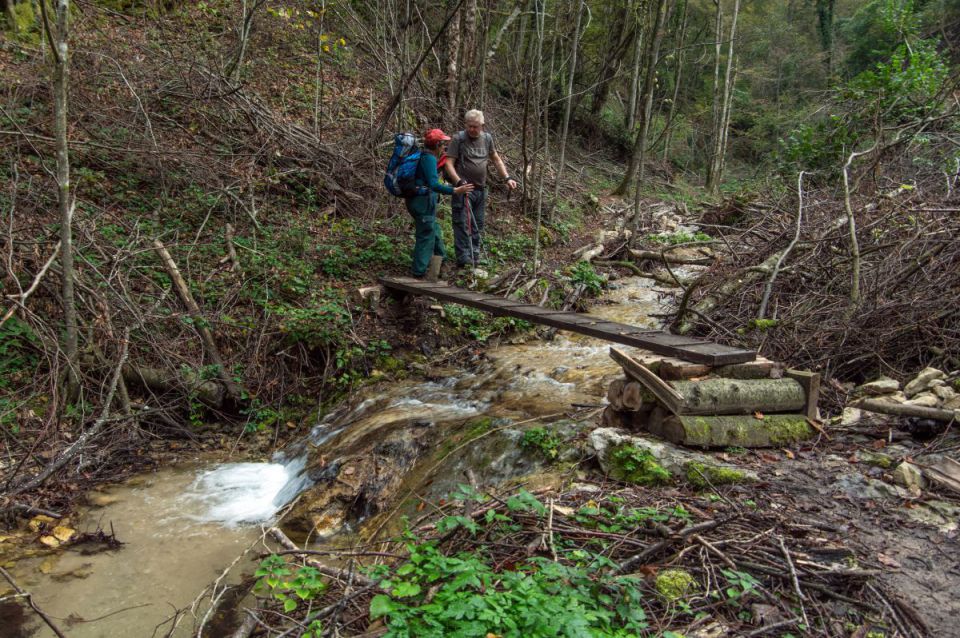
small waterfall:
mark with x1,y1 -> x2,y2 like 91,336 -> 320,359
186,456 -> 311,526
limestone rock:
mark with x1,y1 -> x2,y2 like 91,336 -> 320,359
877,391 -> 907,404
860,376 -> 900,395
840,407 -> 862,425
904,367 -> 946,397
905,392 -> 940,408
944,396 -> 960,410
892,462 -> 925,494
932,385 -> 957,402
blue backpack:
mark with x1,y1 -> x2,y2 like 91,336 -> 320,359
384,133 -> 423,197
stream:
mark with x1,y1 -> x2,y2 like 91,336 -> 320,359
7,276 -> 674,637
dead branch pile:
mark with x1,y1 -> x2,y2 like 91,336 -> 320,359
240,484 -> 924,637
672,157 -> 960,410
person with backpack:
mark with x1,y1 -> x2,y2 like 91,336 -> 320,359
442,109 -> 518,268
404,128 -> 474,278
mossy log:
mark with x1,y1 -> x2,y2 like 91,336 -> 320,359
649,412 -> 813,448
670,378 -> 806,415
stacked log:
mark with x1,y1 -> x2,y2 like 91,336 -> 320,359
604,348 -> 818,448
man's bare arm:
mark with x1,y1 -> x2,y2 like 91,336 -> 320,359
444,158 -> 462,184
490,151 -> 518,190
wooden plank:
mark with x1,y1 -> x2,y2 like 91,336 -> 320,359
380,277 -> 756,365
785,369 -> 821,421
610,347 -> 686,414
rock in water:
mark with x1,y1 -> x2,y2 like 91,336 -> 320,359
904,367 -> 946,397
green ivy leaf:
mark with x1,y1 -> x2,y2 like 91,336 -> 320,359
369,594 -> 395,619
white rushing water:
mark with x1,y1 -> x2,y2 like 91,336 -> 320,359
185,456 -> 311,526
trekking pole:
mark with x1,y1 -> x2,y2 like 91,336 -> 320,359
465,192 -> 475,268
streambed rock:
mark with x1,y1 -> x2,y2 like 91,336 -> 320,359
588,427 -> 758,486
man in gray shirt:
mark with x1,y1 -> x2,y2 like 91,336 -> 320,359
443,109 -> 518,268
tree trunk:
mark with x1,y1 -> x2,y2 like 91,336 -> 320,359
46,0 -> 79,397
551,0 -> 584,212
588,1 -> 634,117
444,0 -> 462,116
706,0 -> 740,194
462,0 -> 478,70
815,0 -> 836,73
625,0 -> 646,131
613,0 -> 669,202
661,0 -> 688,160
531,0 -> 547,274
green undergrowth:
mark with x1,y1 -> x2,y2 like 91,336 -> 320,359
608,445 -> 672,486
519,427 -> 564,461
442,304 -> 533,342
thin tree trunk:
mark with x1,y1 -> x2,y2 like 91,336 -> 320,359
551,0 -> 584,212
705,0 -> 723,191
531,0 -> 546,274
462,0 -> 478,70
42,0 -> 79,397
589,1 -> 634,117
613,0 -> 669,201
706,0 -> 740,194
444,0 -> 462,115
625,0 -> 646,131
486,1 -> 522,62
661,0 -> 688,160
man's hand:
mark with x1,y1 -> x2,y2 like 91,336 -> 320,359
454,183 -> 475,195
506,178 -> 518,191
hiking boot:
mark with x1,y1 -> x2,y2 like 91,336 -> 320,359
439,261 -> 455,281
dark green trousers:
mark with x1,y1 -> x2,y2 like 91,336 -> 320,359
410,212 -> 446,276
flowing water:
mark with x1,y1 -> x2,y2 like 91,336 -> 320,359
8,277 -> 676,637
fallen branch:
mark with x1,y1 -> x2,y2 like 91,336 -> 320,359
9,329 -> 130,497
268,527 -> 378,588
0,566 -> 68,638
852,398 -> 959,423
153,239 -> 244,401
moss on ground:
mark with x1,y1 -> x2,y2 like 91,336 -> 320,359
655,568 -> 699,601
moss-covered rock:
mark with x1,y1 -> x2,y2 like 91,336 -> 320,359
655,568 -> 699,601
608,444 -> 672,485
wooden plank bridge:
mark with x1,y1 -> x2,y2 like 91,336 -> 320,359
381,276 -> 756,366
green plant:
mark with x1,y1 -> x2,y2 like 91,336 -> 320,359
0,317 -> 38,390
443,304 -> 531,342
568,261 -> 605,296
520,427 -> 563,461
367,527 -> 649,637
608,445 -> 671,486
718,569 -> 761,605
646,231 -> 712,245
255,555 -> 328,616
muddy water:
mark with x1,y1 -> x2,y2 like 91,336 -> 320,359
13,276 -> 675,637
10,461 -> 306,637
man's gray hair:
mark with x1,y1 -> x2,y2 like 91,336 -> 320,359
464,109 -> 485,124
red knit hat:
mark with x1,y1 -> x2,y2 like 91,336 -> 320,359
424,128 -> 451,148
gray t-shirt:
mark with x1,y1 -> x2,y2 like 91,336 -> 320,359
447,131 -> 496,186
